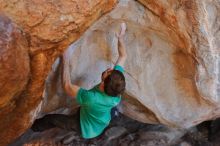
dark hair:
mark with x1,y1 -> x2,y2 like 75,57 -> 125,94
104,70 -> 126,96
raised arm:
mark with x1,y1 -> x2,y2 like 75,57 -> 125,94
61,52 -> 80,99
115,23 -> 127,67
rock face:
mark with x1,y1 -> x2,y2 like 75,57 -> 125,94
0,0 -> 220,145
0,15 -> 30,112
42,0 -> 219,129
11,114 -> 186,146
135,0 -> 220,125
0,0 -> 117,145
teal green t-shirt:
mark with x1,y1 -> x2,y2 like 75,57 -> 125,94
76,65 -> 124,139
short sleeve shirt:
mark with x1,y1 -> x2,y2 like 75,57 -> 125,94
76,65 -> 124,138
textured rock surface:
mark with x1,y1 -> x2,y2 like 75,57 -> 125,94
136,0 -> 220,125
0,0 -> 220,145
12,114 -> 220,146
42,0 -> 219,129
0,0 -> 117,145
0,14 -> 30,111
10,114 -> 186,146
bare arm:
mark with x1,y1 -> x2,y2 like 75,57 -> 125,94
61,53 -> 80,99
116,23 -> 127,67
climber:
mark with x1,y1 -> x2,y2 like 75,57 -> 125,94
31,22 -> 127,139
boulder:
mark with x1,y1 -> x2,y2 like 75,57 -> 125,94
0,14 -> 29,113
0,0 -> 117,145
43,0 -> 220,129
0,0 -> 220,145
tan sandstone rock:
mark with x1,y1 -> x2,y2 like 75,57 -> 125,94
43,0 -> 219,130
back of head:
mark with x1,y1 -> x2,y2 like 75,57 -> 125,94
104,70 -> 126,96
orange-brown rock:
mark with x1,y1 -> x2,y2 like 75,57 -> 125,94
0,14 -> 30,111
0,0 -> 117,145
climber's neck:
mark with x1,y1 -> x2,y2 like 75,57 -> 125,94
99,82 -> 105,92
